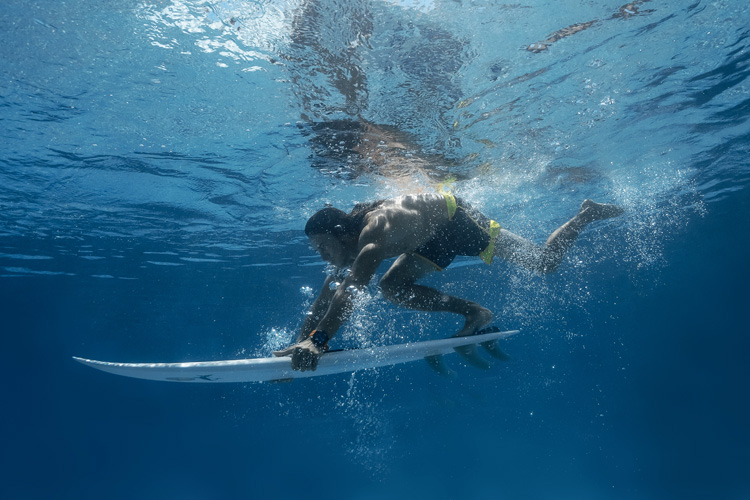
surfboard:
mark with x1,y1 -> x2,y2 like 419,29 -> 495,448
73,329 -> 519,383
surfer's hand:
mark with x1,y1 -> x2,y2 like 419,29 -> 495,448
273,338 -> 322,371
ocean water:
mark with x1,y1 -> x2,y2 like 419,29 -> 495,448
1,0 -> 748,498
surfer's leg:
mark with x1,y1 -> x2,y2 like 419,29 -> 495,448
540,199 -> 624,271
382,254 -> 493,369
495,199 -> 624,273
380,254 -> 493,337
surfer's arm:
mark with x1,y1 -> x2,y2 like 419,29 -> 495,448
278,225 -> 387,371
295,274 -> 338,343
314,242 -> 385,339
274,244 -> 384,371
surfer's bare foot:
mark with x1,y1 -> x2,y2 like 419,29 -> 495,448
578,199 -> 625,223
451,306 -> 493,369
454,305 -> 493,338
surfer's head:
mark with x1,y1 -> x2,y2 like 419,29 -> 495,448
305,201 -> 386,268
305,207 -> 354,238
305,200 -> 385,239
306,204 -> 375,268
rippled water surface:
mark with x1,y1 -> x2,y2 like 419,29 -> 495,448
1,1 -> 748,498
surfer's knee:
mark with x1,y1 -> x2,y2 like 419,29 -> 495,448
379,273 -> 404,303
538,249 -> 561,274
380,268 -> 415,303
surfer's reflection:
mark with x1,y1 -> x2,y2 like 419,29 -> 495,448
280,0 -> 468,184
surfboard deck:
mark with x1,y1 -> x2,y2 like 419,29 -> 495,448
73,329 -> 519,383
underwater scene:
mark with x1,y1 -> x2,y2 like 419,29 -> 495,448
1,0 -> 748,498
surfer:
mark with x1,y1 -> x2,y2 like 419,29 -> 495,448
275,193 -> 624,371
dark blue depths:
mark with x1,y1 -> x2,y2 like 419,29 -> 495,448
1,193 -> 747,500
2,0 -> 750,499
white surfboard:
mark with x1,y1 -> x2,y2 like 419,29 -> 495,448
73,329 -> 519,383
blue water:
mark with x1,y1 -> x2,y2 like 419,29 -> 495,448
1,0 -> 748,498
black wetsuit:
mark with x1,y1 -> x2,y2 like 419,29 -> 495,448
413,196 -> 500,270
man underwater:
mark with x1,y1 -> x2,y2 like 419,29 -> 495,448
274,192 -> 624,371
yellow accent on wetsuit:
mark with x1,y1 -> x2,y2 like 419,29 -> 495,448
440,191 -> 457,220
479,220 -> 501,265
435,186 -> 501,266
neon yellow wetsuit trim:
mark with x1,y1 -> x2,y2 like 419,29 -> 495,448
441,191 -> 457,220
420,189 -> 500,267
479,220 -> 501,264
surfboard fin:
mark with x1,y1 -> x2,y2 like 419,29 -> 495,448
470,326 -> 511,361
480,340 -> 511,361
424,355 -> 457,378
454,345 -> 491,370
